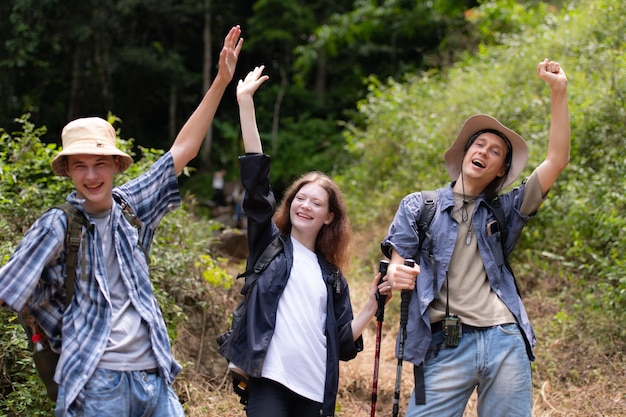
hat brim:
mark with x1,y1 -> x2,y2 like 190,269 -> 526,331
444,114 -> 528,191
51,145 -> 132,177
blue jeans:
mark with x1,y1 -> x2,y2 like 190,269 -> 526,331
74,369 -> 184,417
406,323 -> 532,417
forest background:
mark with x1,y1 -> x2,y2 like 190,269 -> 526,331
1,0 -> 625,416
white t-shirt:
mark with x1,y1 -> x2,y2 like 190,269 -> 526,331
262,236 -> 328,402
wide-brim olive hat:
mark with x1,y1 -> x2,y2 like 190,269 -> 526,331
444,114 -> 528,190
51,117 -> 133,177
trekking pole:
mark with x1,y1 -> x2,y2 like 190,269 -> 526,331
370,260 -> 389,417
392,259 -> 416,417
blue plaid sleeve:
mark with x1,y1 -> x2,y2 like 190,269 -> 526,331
0,211 -> 66,312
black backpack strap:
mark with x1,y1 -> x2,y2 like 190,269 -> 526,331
488,197 -> 508,247
488,197 -> 521,297
112,194 -> 150,264
53,204 -> 90,307
417,191 -> 437,255
237,235 -> 283,296
419,189 -> 438,291
220,235 -> 284,341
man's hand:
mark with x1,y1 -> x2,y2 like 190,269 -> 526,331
384,251 -> 419,292
217,25 -> 244,83
538,58 -> 567,91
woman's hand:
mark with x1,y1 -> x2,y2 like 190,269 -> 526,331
374,272 -> 393,304
237,66 -> 269,102
351,270 -> 395,340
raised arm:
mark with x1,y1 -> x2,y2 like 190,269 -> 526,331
169,25 -> 243,175
534,58 -> 570,195
236,66 -> 269,154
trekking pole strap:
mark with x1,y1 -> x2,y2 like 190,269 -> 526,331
399,259 -> 415,335
413,364 -> 426,405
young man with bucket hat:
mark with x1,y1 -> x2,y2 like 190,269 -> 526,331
380,59 -> 570,416
0,25 -> 242,417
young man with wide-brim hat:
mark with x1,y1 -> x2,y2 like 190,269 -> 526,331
380,58 -> 570,417
0,25 -> 243,417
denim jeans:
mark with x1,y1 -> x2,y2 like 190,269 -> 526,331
75,369 -> 184,417
406,323 -> 532,417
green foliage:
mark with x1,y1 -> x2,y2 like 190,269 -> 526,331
270,115 -> 346,192
149,200 -> 233,336
338,71 -> 452,225
199,255 -> 234,289
0,115 -> 73,229
469,0 -> 551,45
294,0 -> 464,78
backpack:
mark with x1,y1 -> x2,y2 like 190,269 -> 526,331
216,234 -> 284,405
19,197 -> 144,402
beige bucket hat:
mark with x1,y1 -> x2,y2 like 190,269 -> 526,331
444,114 -> 528,190
51,117 -> 133,177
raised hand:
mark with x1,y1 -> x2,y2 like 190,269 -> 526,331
237,66 -> 269,102
237,66 -> 269,154
217,25 -> 244,83
538,58 -> 567,90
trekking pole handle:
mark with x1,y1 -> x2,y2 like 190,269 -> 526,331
375,260 -> 389,321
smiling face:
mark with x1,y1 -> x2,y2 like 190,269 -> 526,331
67,154 -> 119,213
289,181 -> 335,250
456,132 -> 509,194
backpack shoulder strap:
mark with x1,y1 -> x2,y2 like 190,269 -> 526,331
488,196 -> 521,296
52,204 -> 90,307
416,191 -> 438,300
416,191 -> 437,263
113,194 -> 143,231
237,235 -> 284,295
112,194 -> 150,263
488,196 -> 508,247
417,191 -> 438,253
